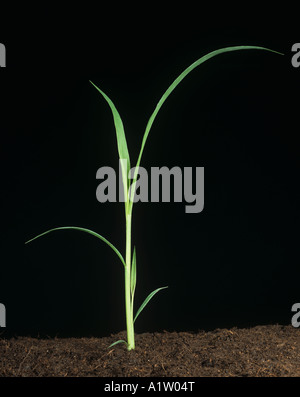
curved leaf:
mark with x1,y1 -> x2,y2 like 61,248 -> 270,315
25,226 -> 126,267
90,80 -> 130,203
129,45 -> 284,206
108,339 -> 128,349
134,286 -> 168,323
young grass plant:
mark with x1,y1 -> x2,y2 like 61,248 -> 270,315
25,46 -> 283,350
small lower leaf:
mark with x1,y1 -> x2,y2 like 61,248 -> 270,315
134,286 -> 168,323
131,246 -> 137,299
108,339 -> 128,349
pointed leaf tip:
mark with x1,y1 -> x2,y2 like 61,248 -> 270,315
108,339 -> 128,349
90,80 -> 131,198
134,286 -> 168,323
25,226 -> 126,267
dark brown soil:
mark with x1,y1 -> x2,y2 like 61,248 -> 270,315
0,325 -> 299,377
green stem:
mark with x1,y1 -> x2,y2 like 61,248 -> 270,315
125,212 -> 135,350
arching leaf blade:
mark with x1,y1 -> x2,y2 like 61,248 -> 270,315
134,286 -> 168,323
25,226 -> 126,267
130,45 -> 284,206
108,339 -> 128,349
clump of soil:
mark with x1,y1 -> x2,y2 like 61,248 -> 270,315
0,325 -> 299,377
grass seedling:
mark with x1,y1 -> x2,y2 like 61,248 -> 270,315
25,46 -> 283,350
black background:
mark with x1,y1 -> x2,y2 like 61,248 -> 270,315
0,11 -> 299,339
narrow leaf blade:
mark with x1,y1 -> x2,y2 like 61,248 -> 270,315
134,286 -> 168,323
108,339 -> 128,349
25,226 -> 126,267
130,45 -> 284,205
90,80 -> 130,198
131,246 -> 136,298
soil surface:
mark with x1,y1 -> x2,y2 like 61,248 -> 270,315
0,325 -> 299,377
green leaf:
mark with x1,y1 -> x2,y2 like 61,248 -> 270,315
129,45 -> 284,206
108,339 -> 128,349
131,246 -> 136,299
25,226 -> 126,267
90,80 -> 130,203
134,286 -> 168,323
